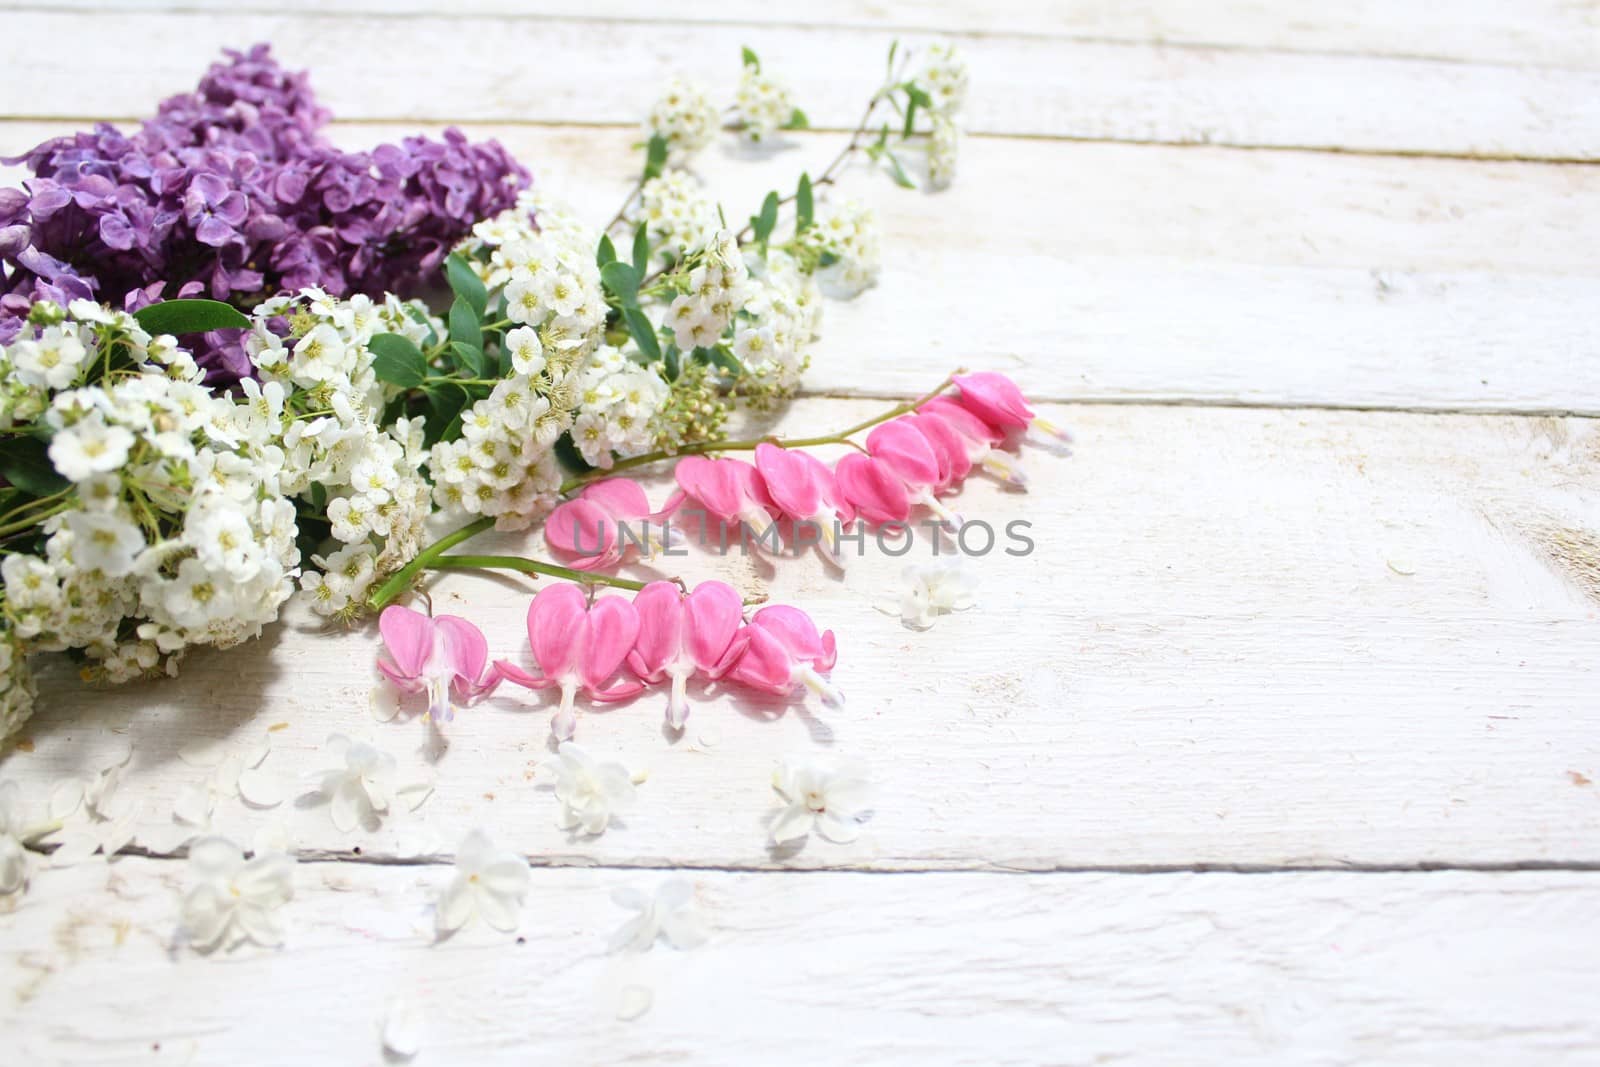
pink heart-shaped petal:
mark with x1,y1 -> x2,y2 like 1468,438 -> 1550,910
628,581 -> 685,683
545,498 -> 618,570
685,580 -> 744,672
866,418 -> 942,489
527,583 -> 588,680
953,371 -> 1034,431
833,453 -> 912,526
377,605 -> 434,679
582,595 -> 641,692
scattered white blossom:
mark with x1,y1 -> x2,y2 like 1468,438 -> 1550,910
0,780 -> 58,895
51,746 -> 142,867
540,742 -> 638,836
381,996 -> 423,1061
770,758 -> 874,844
609,878 -> 708,953
644,77 -> 720,163
800,200 -> 882,296
179,835 -> 294,952
311,734 -> 432,832
891,559 -> 977,629
733,62 -> 799,143
435,829 -> 530,936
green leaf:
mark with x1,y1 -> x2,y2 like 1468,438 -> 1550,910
132,298 -> 249,336
663,343 -> 681,382
424,389 -> 468,448
903,95 -> 919,138
884,150 -> 918,189
444,254 -> 488,319
631,223 -> 650,274
367,333 -> 429,388
448,298 -> 482,352
818,250 -> 840,267
450,341 -> 488,378
784,107 -> 809,130
644,134 -> 669,181
600,261 -> 642,307
0,435 -> 69,498
751,191 -> 779,244
886,39 -> 900,76
622,306 -> 661,365
741,46 -> 760,70
596,234 -> 618,268
905,84 -> 934,109
795,173 -> 814,233
701,345 -> 744,376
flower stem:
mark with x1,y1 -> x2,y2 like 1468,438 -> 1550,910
371,373 -> 960,610
431,554 -> 651,592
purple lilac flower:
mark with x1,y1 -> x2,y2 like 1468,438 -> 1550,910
0,44 -> 530,376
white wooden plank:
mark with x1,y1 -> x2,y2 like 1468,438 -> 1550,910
2,401 -> 1598,870
4,860 -> 1599,1064
6,121 -> 1597,413
11,0 -> 1598,70
2,11 -> 1597,159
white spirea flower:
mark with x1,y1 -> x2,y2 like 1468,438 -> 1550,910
734,64 -> 798,142
770,758 -> 874,844
927,113 -> 959,190
802,200 -> 882,296
896,559 -> 977,629
916,42 -> 970,115
179,835 -> 295,952
609,878 -> 708,953
644,76 -> 720,163
541,742 -> 637,835
0,632 -> 37,742
637,171 -> 720,260
436,829 -> 531,936
312,733 -> 432,832
0,780 -> 52,895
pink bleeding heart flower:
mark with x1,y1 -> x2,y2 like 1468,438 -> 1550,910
905,409 -> 972,487
753,442 -> 854,567
922,396 -> 1028,488
494,584 -> 643,740
674,455 -> 780,553
724,605 -> 843,708
833,452 -> 914,527
865,418 -> 963,529
952,371 -> 1071,445
375,605 -> 500,722
626,580 -> 745,730
545,478 -> 683,571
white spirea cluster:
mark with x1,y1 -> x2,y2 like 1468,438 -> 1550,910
666,230 -> 751,352
800,200 -> 882,296
735,250 -> 823,393
733,65 -> 796,142
570,347 -> 671,468
0,302 -> 300,695
917,44 -> 969,190
440,193 -> 606,528
0,633 -> 36,743
638,171 -> 721,261
645,77 -> 720,163
242,290 -> 437,618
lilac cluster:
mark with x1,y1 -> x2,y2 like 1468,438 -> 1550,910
0,44 -> 530,377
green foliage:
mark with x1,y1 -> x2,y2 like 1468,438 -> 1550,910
631,223 -> 650,274
643,134 -> 669,181
623,306 -> 662,365
131,299 -> 249,336
368,333 -> 429,388
751,191 -> 780,245
784,108 -> 810,130
601,261 -> 643,308
0,435 -> 69,498
596,234 -> 618,268
444,253 -> 488,318
795,173 -> 814,233
741,46 -> 761,70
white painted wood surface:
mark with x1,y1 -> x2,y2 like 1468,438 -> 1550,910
8,861 -> 1600,1065
4,122 -> 1598,413
2,1 -> 1599,1063
3,10 -> 1599,158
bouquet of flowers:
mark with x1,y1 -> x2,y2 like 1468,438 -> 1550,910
0,38 -> 983,744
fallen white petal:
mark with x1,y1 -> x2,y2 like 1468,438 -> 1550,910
51,830 -> 101,868
381,996 -> 422,1059
236,768 -> 286,809
252,821 -> 292,857
171,783 -> 213,827
49,779 -> 84,820
395,777 -> 434,812
616,984 -> 654,1021
370,684 -> 403,723
243,735 -> 272,770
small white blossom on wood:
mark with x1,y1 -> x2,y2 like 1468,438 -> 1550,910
770,758 -> 874,845
435,829 -> 530,938
179,835 -> 294,952
51,748 -> 142,867
892,559 -> 976,630
609,878 -> 708,953
540,742 -> 638,836
310,734 -> 432,833
1,780 -> 60,895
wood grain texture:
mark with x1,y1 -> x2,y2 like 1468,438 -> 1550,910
2,401 -> 1597,871
2,11 -> 1598,158
13,0 -> 1600,69
5,859 -> 1599,1065
4,121 -> 1598,414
